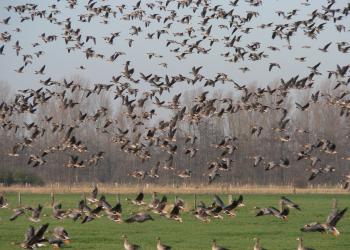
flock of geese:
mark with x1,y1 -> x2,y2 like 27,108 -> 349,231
0,187 -> 348,249
0,0 -> 350,249
0,0 -> 349,186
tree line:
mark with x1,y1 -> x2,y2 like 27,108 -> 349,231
0,76 -> 349,187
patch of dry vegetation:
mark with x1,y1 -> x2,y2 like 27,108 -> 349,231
0,183 -> 347,194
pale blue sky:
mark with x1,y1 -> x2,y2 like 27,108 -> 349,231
0,0 -> 349,96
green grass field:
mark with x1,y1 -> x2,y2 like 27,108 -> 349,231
0,193 -> 349,250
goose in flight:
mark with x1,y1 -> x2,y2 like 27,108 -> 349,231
0,194 -> 8,208
301,203 -> 347,236
255,201 -> 289,220
126,192 -> 146,205
280,196 -> 301,211
21,223 -> 49,249
252,156 -> 263,167
34,65 -> 46,75
14,65 -> 25,73
87,186 -> 99,204
307,165 -> 335,181
125,213 -> 154,223
194,204 -> 211,222
0,16 -> 10,25
177,169 -> 192,179
269,62 -> 281,71
341,174 -> 350,190
49,226 -> 70,247
166,204 -> 183,222
81,206 -> 103,224
28,204 -> 43,223
213,194 -> 244,217
10,208 -> 25,221
318,42 -> 332,52
223,195 -> 245,216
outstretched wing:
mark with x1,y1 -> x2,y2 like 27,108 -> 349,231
236,195 -> 244,205
213,195 -> 225,208
92,186 -> 98,199
170,205 -> 180,216
24,225 -> 35,242
281,207 -> 289,217
27,223 -> 49,246
327,207 -> 347,227
135,192 -> 144,202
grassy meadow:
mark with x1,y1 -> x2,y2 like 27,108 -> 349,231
0,193 -> 349,250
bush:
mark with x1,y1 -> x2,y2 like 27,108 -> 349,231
0,169 -> 44,186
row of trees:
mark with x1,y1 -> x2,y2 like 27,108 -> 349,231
0,77 -> 349,187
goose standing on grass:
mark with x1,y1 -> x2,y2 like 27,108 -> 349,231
212,239 -> 229,250
157,237 -> 172,250
122,235 -> 141,250
297,237 -> 315,250
253,238 -> 267,250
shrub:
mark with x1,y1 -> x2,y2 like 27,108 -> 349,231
0,169 -> 44,186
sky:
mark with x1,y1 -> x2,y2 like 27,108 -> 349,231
0,0 -> 349,99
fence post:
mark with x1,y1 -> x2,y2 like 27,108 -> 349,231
51,192 -> 55,207
18,192 -> 21,206
193,194 -> 197,209
228,194 -> 232,204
